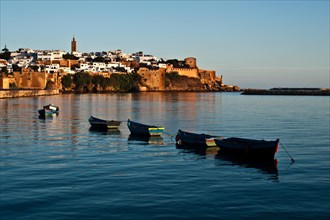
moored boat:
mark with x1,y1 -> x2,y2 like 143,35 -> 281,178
38,104 -> 59,118
213,137 -> 280,160
127,119 -> 164,136
176,129 -> 279,161
89,116 -> 121,130
175,129 -> 222,148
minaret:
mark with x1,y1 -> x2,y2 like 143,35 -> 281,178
71,35 -> 77,54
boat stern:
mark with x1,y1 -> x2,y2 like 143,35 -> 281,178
148,127 -> 165,136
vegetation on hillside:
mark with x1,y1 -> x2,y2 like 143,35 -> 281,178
62,53 -> 79,60
0,46 -> 11,61
165,71 -> 206,91
163,59 -> 190,68
61,71 -> 141,92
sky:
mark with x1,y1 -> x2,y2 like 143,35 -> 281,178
0,0 -> 329,89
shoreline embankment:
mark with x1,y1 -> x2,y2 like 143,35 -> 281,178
241,88 -> 330,96
0,89 -> 59,99
1,88 -> 330,99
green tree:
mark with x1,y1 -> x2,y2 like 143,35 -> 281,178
73,71 -> 92,90
0,67 -> 9,77
12,64 -> 21,72
0,46 -> 11,60
61,75 -> 73,88
62,53 -> 79,60
93,57 -> 105,62
0,52 -> 11,61
109,73 -> 140,91
30,65 -> 39,72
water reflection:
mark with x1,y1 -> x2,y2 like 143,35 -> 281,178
88,127 -> 121,135
178,146 -> 279,180
38,112 -> 59,119
215,153 -> 279,179
128,134 -> 164,145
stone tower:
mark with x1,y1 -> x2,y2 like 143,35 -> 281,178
184,57 -> 197,69
71,35 -> 77,53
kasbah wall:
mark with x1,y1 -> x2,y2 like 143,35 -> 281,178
137,67 -> 166,91
140,57 -> 222,90
13,68 -> 59,89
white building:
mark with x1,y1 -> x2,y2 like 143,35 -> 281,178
37,50 -> 65,61
10,56 -> 34,67
72,51 -> 82,58
44,64 -> 60,73
158,63 -> 167,69
132,51 -> 157,63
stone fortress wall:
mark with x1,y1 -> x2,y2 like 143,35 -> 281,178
137,67 -> 166,91
138,56 -> 222,91
13,68 -> 59,89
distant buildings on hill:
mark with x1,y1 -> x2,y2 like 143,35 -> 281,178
0,36 -> 226,91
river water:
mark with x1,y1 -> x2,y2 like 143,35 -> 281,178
0,92 -> 329,219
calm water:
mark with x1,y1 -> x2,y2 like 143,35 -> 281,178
0,92 -> 329,219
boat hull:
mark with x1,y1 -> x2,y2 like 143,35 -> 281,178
38,104 -> 59,118
214,137 -> 279,160
89,116 -> 121,130
175,129 -> 221,148
127,119 -> 164,136
176,130 -> 279,161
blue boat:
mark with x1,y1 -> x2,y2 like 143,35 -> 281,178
127,119 -> 164,136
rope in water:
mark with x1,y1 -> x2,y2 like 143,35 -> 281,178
163,131 -> 176,141
280,142 -> 295,163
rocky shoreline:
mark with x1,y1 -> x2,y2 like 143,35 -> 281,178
241,88 -> 330,96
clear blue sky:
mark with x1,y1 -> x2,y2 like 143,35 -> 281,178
1,0 -> 329,89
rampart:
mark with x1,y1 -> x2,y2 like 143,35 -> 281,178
166,67 -> 199,78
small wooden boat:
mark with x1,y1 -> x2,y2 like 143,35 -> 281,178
38,104 -> 59,118
213,137 -> 280,160
175,129 -> 222,148
127,119 -> 164,136
88,116 -> 121,130
176,129 -> 279,160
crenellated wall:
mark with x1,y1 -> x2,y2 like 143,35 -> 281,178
166,67 -> 199,78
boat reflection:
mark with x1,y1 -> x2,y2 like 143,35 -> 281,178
38,112 -> 59,119
177,146 -> 278,179
128,134 -> 164,145
89,127 -> 121,135
178,146 -> 220,156
215,153 -> 278,178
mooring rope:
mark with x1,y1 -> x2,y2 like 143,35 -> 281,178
163,131 -> 176,141
280,142 -> 295,164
